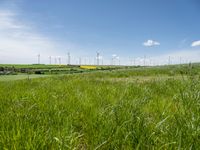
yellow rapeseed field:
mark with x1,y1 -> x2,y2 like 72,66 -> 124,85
80,65 -> 97,69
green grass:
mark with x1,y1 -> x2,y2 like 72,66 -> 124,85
0,64 -> 69,69
0,65 -> 200,149
0,64 -> 125,76
0,74 -> 52,81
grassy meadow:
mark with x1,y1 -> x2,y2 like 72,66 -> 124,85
0,64 -> 200,149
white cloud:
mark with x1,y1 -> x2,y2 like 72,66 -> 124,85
112,54 -> 117,57
0,10 -> 69,64
191,40 -> 200,47
0,10 -> 25,29
143,40 -> 160,47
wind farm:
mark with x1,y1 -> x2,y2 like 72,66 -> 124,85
1,0 -> 200,149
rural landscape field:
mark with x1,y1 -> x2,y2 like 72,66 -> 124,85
1,0 -> 200,149
1,64 -> 200,149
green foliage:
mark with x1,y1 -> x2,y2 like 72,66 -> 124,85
0,65 -> 200,149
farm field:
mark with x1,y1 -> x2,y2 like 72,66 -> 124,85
0,74 -> 52,81
0,64 -> 123,76
0,64 -> 200,149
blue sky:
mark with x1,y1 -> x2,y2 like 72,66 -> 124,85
0,0 -> 200,65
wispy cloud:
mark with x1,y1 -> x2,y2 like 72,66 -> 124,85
143,40 -> 160,47
191,40 -> 200,47
0,9 -> 68,64
0,10 -> 26,29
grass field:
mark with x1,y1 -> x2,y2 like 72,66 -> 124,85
0,74 -> 52,81
0,64 -> 200,149
0,64 -> 69,69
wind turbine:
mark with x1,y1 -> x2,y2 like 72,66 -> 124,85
96,51 -> 100,65
143,55 -> 146,66
67,52 -> 71,65
79,57 -> 82,65
112,54 -> 117,65
116,56 -> 120,65
54,56 -> 57,64
49,56 -> 52,65
168,56 -> 171,65
89,58 -> 91,65
58,56 -> 61,65
37,54 -> 40,64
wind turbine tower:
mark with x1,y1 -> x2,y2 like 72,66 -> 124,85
58,56 -> 61,65
143,55 -> 146,66
79,57 -> 82,65
54,56 -> 57,64
49,56 -> 52,65
112,54 -> 117,65
67,52 -> 71,65
96,52 -> 100,65
168,56 -> 171,65
37,54 -> 40,64
116,56 -> 120,65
